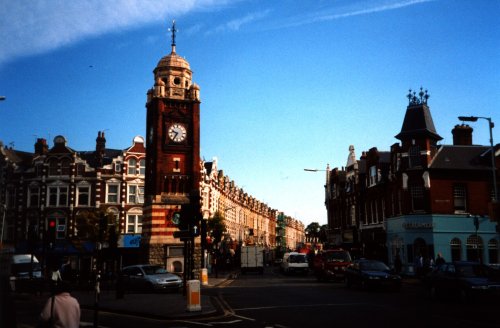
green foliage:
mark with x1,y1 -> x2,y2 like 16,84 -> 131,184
75,209 -> 117,243
207,211 -> 227,245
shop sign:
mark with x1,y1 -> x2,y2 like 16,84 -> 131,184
402,222 -> 433,229
119,234 -> 142,248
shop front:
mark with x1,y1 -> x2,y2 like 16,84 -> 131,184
386,214 -> 499,275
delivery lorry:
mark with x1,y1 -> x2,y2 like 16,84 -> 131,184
240,245 -> 264,274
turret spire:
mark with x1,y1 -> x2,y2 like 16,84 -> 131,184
169,20 -> 177,53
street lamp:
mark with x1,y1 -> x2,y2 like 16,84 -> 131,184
458,116 -> 498,203
0,96 -> 5,101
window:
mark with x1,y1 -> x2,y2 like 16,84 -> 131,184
466,235 -> 483,262
453,185 -> 467,213
488,239 -> 498,264
76,164 -> 85,176
106,184 -> 119,203
47,186 -> 68,207
369,166 -> 377,186
410,184 -> 424,211
77,186 -> 90,206
450,238 -> 462,262
115,162 -> 121,172
126,211 -> 143,233
6,186 -> 16,209
128,158 -> 137,175
128,185 -> 144,204
61,158 -> 71,175
48,159 -> 59,175
28,186 -> 40,207
139,159 -> 146,175
408,146 -> 421,168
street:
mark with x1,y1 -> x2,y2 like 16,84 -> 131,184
14,266 -> 500,328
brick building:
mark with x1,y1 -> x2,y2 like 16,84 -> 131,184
325,89 -> 499,272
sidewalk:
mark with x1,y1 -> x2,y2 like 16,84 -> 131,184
75,271 -> 233,320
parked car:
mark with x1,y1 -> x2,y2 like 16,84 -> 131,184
119,264 -> 182,292
423,261 -> 500,303
313,249 -> 352,282
345,259 -> 401,291
281,252 -> 309,275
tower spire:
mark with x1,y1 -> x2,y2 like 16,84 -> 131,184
169,20 -> 177,53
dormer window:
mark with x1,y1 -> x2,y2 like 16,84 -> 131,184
128,158 -> 137,175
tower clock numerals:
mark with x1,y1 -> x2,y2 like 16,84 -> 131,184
168,123 -> 187,142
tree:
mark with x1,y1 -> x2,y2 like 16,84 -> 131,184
75,209 -> 117,243
207,211 -> 227,246
305,222 -> 321,242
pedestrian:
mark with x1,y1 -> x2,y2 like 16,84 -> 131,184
38,282 -> 80,328
435,253 -> 445,267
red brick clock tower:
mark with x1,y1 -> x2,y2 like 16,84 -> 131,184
143,21 -> 201,266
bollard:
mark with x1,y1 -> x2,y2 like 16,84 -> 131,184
186,280 -> 201,312
200,268 -> 208,286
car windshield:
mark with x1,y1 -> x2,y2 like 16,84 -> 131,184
456,264 -> 492,278
289,255 -> 307,263
142,265 -> 168,275
360,261 -> 389,271
326,251 -> 351,262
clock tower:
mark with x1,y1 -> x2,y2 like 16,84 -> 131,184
143,21 -> 201,266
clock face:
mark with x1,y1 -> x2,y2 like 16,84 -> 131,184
168,123 -> 187,142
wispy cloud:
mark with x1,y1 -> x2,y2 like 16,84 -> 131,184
0,0 -> 435,66
272,0 -> 436,29
208,9 -> 272,34
0,0 -> 232,66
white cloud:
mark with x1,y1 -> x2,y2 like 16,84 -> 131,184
0,0 -> 232,66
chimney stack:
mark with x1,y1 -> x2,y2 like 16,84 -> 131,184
34,138 -> 48,155
452,124 -> 473,146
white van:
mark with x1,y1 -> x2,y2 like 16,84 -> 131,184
11,254 -> 43,279
281,252 -> 309,275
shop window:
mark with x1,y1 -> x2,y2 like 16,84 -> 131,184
450,238 -> 462,262
466,235 -> 483,262
488,239 -> 498,264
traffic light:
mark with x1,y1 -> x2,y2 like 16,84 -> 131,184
47,218 -> 56,246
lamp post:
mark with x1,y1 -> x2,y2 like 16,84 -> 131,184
458,116 -> 498,203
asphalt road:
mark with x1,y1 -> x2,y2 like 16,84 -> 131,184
14,267 -> 500,328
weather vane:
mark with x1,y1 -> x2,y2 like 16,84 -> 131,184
168,20 -> 177,49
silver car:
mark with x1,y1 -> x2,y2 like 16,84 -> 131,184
120,264 -> 182,292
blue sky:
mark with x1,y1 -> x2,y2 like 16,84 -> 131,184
1,0 -> 499,226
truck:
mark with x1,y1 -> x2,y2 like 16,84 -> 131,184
240,245 -> 264,274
